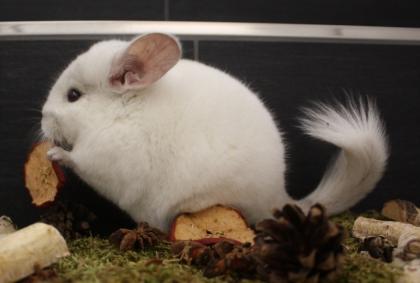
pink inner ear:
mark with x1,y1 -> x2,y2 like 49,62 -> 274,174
124,71 -> 141,85
109,54 -> 145,88
109,33 -> 181,92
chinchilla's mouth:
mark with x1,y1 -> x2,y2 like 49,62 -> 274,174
41,117 -> 73,151
53,139 -> 73,151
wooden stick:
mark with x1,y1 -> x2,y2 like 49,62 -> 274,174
352,217 -> 420,246
382,200 -> 420,226
0,223 -> 69,283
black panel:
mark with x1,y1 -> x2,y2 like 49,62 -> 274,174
170,0 -> 420,27
0,0 -> 164,21
0,39 -> 194,232
198,41 -> 420,211
2,0 -> 420,27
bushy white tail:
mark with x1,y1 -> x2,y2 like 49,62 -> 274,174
298,98 -> 389,215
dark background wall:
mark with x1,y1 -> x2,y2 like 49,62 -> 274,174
1,0 -> 420,234
1,0 -> 420,27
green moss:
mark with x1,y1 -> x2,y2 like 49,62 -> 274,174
54,237 -> 261,283
53,211 -> 401,283
336,252 -> 401,283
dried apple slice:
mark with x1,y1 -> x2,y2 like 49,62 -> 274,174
169,205 -> 255,244
24,142 -> 65,206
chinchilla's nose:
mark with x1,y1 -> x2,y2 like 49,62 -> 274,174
40,107 -> 57,138
41,104 -> 55,119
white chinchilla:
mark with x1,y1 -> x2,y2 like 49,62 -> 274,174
41,33 -> 388,231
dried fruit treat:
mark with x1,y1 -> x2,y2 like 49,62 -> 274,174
169,205 -> 255,244
24,142 -> 65,206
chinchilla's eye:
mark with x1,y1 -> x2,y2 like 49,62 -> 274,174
67,88 -> 82,102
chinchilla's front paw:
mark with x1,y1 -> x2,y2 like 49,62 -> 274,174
47,146 -> 74,168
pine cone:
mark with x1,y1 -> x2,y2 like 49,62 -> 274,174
109,222 -> 167,251
40,202 -> 96,240
253,204 -> 345,283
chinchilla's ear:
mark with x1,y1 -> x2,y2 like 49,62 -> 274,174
108,33 -> 181,92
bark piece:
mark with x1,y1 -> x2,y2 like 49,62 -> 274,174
0,223 -> 69,283
382,199 -> 420,226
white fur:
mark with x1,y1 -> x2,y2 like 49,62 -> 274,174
298,99 -> 389,214
41,35 -> 388,230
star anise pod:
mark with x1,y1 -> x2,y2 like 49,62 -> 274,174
253,204 -> 345,283
109,222 -> 167,251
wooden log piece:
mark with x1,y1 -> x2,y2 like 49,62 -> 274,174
352,217 -> 420,246
0,223 -> 69,283
382,199 -> 420,226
